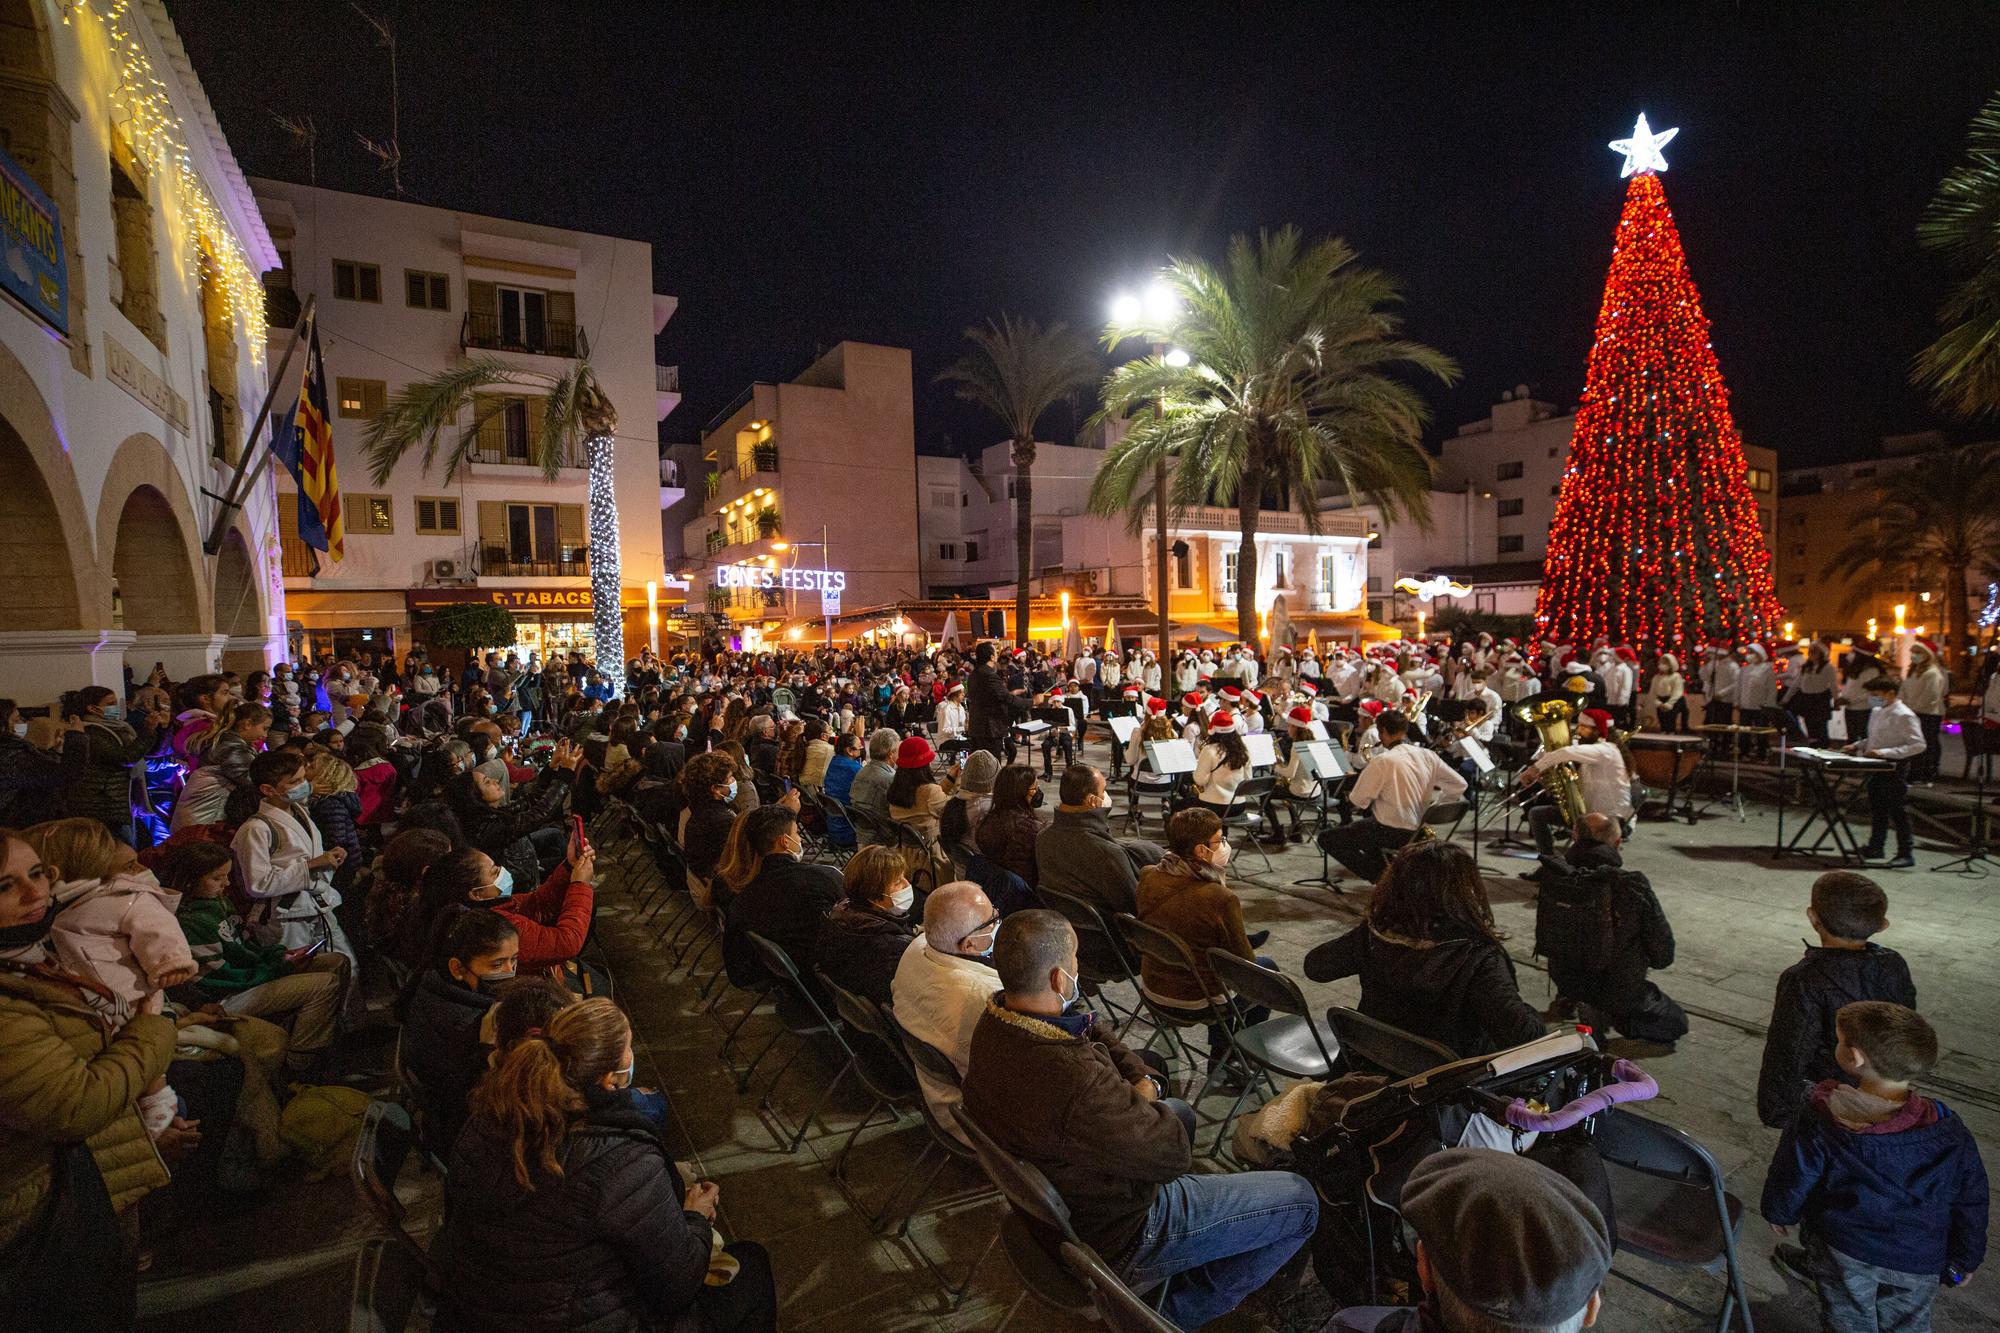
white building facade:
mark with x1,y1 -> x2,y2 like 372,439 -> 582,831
0,0 -> 287,704
252,180 -> 679,665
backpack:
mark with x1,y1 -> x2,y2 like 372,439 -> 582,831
1533,860 -> 1622,967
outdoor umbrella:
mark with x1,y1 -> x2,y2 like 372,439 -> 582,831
1306,627 -> 1320,655
1063,619 -> 1083,661
940,610 -> 959,648
1103,616 -> 1120,654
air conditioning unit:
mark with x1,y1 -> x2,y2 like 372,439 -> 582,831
431,559 -> 459,581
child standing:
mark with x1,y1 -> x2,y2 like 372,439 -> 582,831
1762,1001 -> 1987,1331
231,749 -> 353,967
1757,872 -> 1917,1128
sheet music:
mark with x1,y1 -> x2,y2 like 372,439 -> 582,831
1011,719 -> 1052,736
1299,741 -> 1351,779
1145,738 -> 1198,775
1459,738 -> 1495,774
1791,745 -> 1889,767
1244,733 -> 1278,768
1108,715 -> 1140,743
1306,721 -> 1329,741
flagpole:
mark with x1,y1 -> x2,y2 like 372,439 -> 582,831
202,295 -> 317,555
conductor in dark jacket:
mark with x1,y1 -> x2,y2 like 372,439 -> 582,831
1535,813 -> 1687,1046
965,642 -> 1017,758
959,910 -> 1318,1331
434,998 -> 775,1332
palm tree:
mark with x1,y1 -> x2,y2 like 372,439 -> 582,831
1828,441 -> 2000,681
363,355 -> 628,683
1088,226 -> 1457,643
1915,89 -> 2000,419
938,316 -> 1099,646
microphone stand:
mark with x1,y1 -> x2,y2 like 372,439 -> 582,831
1932,760 -> 1993,876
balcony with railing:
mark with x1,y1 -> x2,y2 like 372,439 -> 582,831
460,310 -> 589,359
469,410 -> 585,469
480,545 -> 590,578
737,443 -> 780,482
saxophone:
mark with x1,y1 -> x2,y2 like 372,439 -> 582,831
1516,696 -> 1587,827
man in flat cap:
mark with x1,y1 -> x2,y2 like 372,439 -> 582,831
1327,1148 -> 1613,1332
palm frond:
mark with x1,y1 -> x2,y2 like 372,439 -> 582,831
364,358 -> 539,485
1916,89 -> 2000,419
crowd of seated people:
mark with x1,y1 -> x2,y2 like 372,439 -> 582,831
0,633 -> 1989,1333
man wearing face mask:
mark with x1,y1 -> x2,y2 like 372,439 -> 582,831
402,911 -> 519,1158
0,703 -> 66,828
890,881 -> 1000,1137
232,749 -> 353,967
1036,763 -> 1163,919
962,910 -> 1319,1330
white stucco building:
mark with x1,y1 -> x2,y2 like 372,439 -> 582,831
0,0 -> 287,704
252,180 -> 680,664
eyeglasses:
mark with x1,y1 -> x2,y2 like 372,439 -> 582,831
961,915 -> 999,948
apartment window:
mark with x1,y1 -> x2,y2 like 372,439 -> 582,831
415,497 -> 461,535
1221,549 -> 1239,598
1272,551 -> 1289,589
405,270 -> 450,310
1548,447 -> 1559,458
964,541 -> 980,562
961,493 -> 968,507
1496,461 -> 1524,481
333,259 -> 380,303
466,281 -> 580,356
108,146 -> 165,351
938,543 -> 957,560
1498,534 -> 1525,554
336,377 -> 386,419
1318,551 -> 1336,593
1171,540 -> 1193,589
1367,575 -> 1383,593
1551,485 -> 1560,496
1745,467 -> 1773,492
1005,479 -> 1017,500
1497,497 -> 1524,517
350,494 -> 393,534
929,486 -> 957,511
502,503 -> 574,562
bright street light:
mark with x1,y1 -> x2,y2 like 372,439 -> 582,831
1163,347 -> 1190,368
1143,279 -> 1180,323
1110,292 -> 1143,325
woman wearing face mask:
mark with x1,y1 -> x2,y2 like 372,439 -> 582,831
57,686 -> 163,847
0,703 -> 67,829
677,751 -> 744,901
973,763 -> 1045,889
0,827 -> 179,1332
1135,808 -> 1276,1089
432,997 -> 778,1333
401,910 -> 519,1158
451,740 -> 584,898
815,846 -> 918,1007
716,805 -> 841,990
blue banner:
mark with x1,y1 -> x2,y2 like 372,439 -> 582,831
0,145 -> 64,333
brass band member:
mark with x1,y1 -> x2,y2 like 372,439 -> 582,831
1519,707 -> 1633,859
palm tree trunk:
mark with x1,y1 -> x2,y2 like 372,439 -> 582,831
585,433 -> 626,689
1013,438 -> 1035,647
1236,471 -> 1261,645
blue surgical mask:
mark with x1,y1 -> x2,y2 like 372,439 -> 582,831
286,779 -> 312,805
485,867 -> 515,900
724,779 -> 738,802
475,967 -> 516,991
100,704 -> 122,721
1058,967 -> 1083,1012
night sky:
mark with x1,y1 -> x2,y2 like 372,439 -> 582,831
169,2 -> 2000,468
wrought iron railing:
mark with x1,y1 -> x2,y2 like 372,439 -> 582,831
460,310 -> 588,358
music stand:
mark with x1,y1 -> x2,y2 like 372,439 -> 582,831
1244,732 -> 1278,769
1932,763 -> 1994,876
1457,739 -> 1503,873
1293,742 -> 1351,889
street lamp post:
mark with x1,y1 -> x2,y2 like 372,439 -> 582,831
772,523 -> 834,648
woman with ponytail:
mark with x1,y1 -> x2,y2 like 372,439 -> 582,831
434,998 -> 776,1332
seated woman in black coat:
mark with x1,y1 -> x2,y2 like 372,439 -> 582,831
401,910 -> 517,1158
717,804 -> 839,990
815,845 -> 917,1007
677,751 -> 741,904
1303,840 -> 1546,1059
451,739 -> 583,893
434,998 -> 776,1333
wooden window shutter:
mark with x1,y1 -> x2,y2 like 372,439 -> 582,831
279,499 -> 298,543
478,500 -> 507,560
416,497 -> 435,530
546,289 -> 575,326
439,498 -> 459,533
467,280 -> 497,316
556,503 -> 586,551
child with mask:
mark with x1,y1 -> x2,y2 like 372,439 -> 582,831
402,909 -> 519,1158
231,749 -> 353,968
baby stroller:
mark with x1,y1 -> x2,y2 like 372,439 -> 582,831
1290,1027 -> 1657,1308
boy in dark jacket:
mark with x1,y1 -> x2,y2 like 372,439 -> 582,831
1763,1002 -> 1987,1331
1757,872 -> 1917,1128
402,911 -> 517,1157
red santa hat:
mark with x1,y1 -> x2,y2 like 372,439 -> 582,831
1359,699 -> 1387,718
1614,646 -> 1638,663
1121,684 -> 1141,699
1297,680 -> 1319,696
1581,708 -> 1615,734
1220,683 -> 1244,701
1146,695 -> 1168,714
1208,710 -> 1239,734
1244,689 -> 1261,705
1287,704 -> 1314,726
1181,692 -> 1204,711
1013,648 -> 1029,660
1915,637 -> 1940,657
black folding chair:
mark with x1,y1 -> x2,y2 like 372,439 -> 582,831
741,932 -> 857,1153
1061,1240 -> 1185,1333
350,1101 -> 437,1280
1034,885 -> 1147,1036
1326,1005 -> 1458,1079
1112,912 -> 1248,1124
1595,1108 -> 1756,1333
1417,797 -> 1473,845
816,972 -> 921,1228
884,1017 -> 1005,1309
348,1235 -> 433,1333
1206,949 -> 1340,1153
951,1105 -> 1109,1331
1215,774 -> 1279,875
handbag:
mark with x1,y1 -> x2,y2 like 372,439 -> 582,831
0,1140 -> 135,1332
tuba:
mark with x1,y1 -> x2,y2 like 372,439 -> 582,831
1515,696 -> 1587,828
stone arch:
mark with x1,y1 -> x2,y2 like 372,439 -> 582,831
212,523 -> 263,638
0,338 -> 92,628
96,432 -> 211,635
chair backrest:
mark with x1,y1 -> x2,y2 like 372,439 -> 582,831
1421,799 -> 1470,832
1327,1005 -> 1457,1079
1113,911 -> 1201,978
348,1235 -> 429,1333
1206,947 -> 1306,1020
1060,1240 -> 1184,1333
1230,774 -> 1277,804
1594,1107 -> 1728,1194
818,970 -> 917,1101
963,851 -> 1032,918
1036,884 -> 1138,981
953,1101 -> 1080,1244
895,1019 -> 965,1092
351,1099 -> 414,1229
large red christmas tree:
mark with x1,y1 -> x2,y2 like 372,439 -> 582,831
1535,117 -> 1782,655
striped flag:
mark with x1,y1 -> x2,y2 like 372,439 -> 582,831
272,326 -> 344,562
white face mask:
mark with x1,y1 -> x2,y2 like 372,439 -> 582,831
1206,840 -> 1234,868
888,883 -> 915,914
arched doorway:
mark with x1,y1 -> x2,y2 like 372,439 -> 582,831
214,527 -> 268,673
0,414 -> 80,629
113,485 -> 201,636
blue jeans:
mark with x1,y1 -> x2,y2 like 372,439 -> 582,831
1806,1233 -> 1936,1333
1122,1170 -> 1318,1329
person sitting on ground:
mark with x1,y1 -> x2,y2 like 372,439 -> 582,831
433,997 -> 778,1333
1318,710 -> 1466,884
1327,1148 -> 1613,1332
847,728 -> 900,844
889,880 -> 999,1131
677,750 -> 742,902
1535,812 -> 1686,1047
1305,840 -> 1546,1059
719,804 -> 840,990
403,909 -> 518,1158
1755,871 -> 1917,1129
973,763 -> 1044,888
1762,1002 -> 1987,1328
960,909 -> 1319,1330
159,840 -> 349,1077
1036,763 -> 1163,919
814,845 -> 917,1008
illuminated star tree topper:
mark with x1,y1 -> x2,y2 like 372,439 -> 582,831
1608,112 -> 1679,177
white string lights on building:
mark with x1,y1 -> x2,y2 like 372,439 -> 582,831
65,0 -> 269,358
1979,581 -> 1999,630
586,435 -> 626,689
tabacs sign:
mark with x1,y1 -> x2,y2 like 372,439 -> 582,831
0,146 -> 65,333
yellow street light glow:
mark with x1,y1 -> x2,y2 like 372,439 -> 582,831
771,540 -> 789,551
1163,348 -> 1190,368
